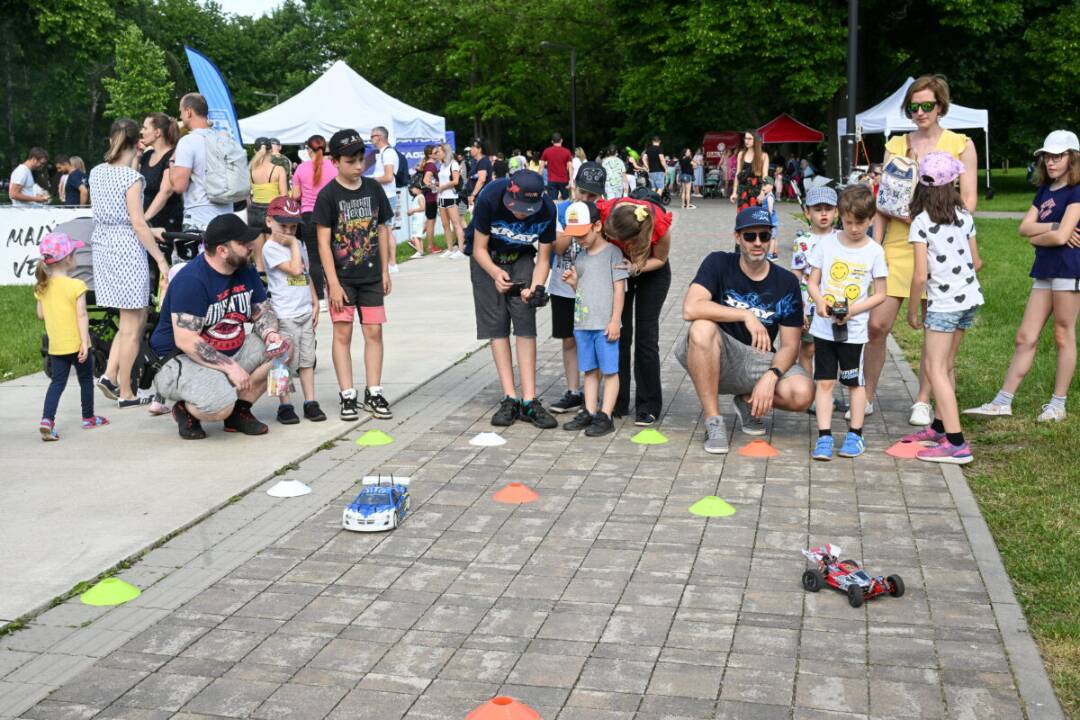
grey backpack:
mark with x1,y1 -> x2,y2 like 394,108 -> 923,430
202,129 -> 251,204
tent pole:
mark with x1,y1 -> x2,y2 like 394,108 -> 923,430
984,129 -> 991,190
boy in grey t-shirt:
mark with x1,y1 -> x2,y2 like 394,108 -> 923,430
560,201 -> 628,436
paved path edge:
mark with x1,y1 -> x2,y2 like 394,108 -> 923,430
886,335 -> 1065,720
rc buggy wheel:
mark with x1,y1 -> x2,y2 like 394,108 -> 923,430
887,575 -> 905,597
802,569 -> 825,592
847,585 -> 865,608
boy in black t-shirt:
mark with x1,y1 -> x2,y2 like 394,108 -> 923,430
313,129 -> 395,422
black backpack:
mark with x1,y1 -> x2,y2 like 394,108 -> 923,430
392,147 -> 410,188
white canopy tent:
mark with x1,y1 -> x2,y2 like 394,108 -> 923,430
837,77 -> 991,189
238,61 -> 445,144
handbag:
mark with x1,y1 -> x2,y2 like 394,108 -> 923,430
876,138 -> 917,219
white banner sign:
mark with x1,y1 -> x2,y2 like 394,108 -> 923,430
1,207 -> 89,285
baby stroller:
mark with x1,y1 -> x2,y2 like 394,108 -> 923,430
633,170 -> 671,206
703,168 -> 722,198
40,218 -> 200,389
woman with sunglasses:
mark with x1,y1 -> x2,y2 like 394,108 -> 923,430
291,135 -> 337,308
862,74 -> 979,426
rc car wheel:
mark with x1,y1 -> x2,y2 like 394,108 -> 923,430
887,575 -> 905,598
847,585 -> 865,608
802,569 -> 825,592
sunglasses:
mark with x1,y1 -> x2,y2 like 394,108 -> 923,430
740,231 -> 772,243
908,101 -> 938,114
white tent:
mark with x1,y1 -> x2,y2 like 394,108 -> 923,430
238,61 -> 445,144
837,77 -> 990,188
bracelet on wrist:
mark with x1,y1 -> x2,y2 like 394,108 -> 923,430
767,367 -> 783,380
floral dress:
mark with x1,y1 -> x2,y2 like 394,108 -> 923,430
89,164 -> 149,309
736,166 -> 763,211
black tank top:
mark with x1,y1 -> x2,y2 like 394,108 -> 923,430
139,148 -> 183,231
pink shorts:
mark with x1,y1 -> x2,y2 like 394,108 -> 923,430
329,304 -> 387,325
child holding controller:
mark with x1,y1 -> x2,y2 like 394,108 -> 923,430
805,185 -> 888,460
560,201 -> 628,437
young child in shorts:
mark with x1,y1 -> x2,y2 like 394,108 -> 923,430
902,152 -> 984,464
406,183 -> 426,257
261,196 -> 326,424
314,129 -> 395,421
35,232 -> 109,440
792,186 -> 840,375
761,181 -> 780,260
560,200 -> 628,437
805,185 -> 888,460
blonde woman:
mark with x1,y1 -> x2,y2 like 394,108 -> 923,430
571,147 -> 586,191
248,137 -> 287,269
436,143 -> 466,257
90,119 -> 169,407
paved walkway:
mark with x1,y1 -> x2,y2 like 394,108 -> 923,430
0,201 -> 1062,719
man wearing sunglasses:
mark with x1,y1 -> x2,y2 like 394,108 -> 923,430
677,206 -> 813,453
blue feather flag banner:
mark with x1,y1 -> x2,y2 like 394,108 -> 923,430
183,46 -> 242,143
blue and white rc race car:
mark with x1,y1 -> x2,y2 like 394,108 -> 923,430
342,476 -> 411,532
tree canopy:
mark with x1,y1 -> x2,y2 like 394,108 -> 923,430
3,0 -> 1077,171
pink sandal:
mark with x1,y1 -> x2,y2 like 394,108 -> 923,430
40,419 -> 59,441
81,415 -> 110,429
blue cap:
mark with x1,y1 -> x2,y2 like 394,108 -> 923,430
804,186 -> 838,207
735,206 -> 773,231
502,170 -> 545,215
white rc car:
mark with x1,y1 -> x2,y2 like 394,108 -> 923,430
342,476 -> 411,532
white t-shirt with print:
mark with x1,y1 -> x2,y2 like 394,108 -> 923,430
438,160 -> 460,200
792,228 -> 838,317
261,238 -> 313,319
909,209 -> 983,313
174,128 -> 232,227
807,233 -> 888,344
367,146 -> 399,198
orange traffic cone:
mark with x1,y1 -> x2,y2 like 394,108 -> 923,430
738,439 -> 779,458
492,482 -> 539,504
885,440 -> 925,458
466,696 -> 541,720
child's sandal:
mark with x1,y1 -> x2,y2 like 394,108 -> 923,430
40,420 -> 59,441
82,415 -> 110,429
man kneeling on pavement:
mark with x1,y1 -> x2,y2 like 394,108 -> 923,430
151,214 -> 291,439
677,206 -> 814,454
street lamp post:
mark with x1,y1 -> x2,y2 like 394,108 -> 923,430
540,41 -> 576,151
843,0 -> 858,180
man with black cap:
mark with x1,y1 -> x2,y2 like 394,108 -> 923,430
676,205 -> 813,454
465,169 -> 558,428
150,213 -> 291,439
548,161 -> 607,414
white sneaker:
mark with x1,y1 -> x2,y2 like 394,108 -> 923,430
963,402 -> 1012,417
388,263 -> 400,274
845,401 -> 873,421
1037,404 -> 1066,422
319,299 -> 328,313
450,250 -> 464,259
909,401 -> 933,426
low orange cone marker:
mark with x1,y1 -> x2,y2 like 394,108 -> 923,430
739,439 -> 779,457
492,482 -> 539,504
885,440 -> 926,458
689,496 -> 737,517
466,696 -> 541,720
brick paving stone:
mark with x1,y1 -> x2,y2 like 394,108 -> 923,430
181,678 -> 279,717
114,673 -> 212,711
252,683 -> 348,720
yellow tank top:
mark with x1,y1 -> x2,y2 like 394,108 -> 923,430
250,165 -> 281,204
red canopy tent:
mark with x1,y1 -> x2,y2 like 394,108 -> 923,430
756,113 -> 824,144
702,131 -> 742,166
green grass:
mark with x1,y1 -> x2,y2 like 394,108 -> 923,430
0,285 -> 43,380
979,167 -> 1037,213
891,218 -> 1080,718
394,233 -> 452,264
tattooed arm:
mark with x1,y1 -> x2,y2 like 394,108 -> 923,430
172,312 -> 250,390
251,300 -> 282,344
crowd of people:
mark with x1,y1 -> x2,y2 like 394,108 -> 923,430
21,77 -> 1080,466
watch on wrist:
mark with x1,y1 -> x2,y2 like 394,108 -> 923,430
767,367 -> 783,380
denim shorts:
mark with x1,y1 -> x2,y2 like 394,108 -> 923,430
925,306 -> 978,332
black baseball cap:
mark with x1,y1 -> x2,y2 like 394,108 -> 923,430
205,214 -> 261,250
575,161 -> 607,195
502,170 -> 545,215
328,129 -> 365,157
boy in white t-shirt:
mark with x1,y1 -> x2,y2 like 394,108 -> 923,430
805,185 -> 888,460
261,197 -> 325,424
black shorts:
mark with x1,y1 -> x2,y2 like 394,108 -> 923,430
438,198 -> 458,209
813,337 -> 864,387
550,295 -> 575,339
339,277 -> 385,309
424,200 -> 438,220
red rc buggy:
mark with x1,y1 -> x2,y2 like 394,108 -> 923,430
800,544 -> 905,608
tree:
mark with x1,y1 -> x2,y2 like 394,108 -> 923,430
102,24 -> 175,121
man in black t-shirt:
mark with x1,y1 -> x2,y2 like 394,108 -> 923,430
643,136 -> 666,194
676,206 -> 813,454
467,138 -> 493,208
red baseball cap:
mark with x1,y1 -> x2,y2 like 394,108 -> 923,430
268,196 -> 303,224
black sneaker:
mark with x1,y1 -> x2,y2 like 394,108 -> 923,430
224,401 -> 268,435
585,412 -> 615,437
303,401 -> 327,422
364,389 -> 393,419
118,395 -> 152,409
563,409 -> 593,431
276,404 -> 300,425
97,376 -> 119,401
521,399 -> 557,429
550,390 -> 584,414
492,396 -> 520,426
172,400 -> 206,440
340,389 -> 359,421
634,411 -> 657,426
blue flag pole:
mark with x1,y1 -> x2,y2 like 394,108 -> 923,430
183,46 -> 242,143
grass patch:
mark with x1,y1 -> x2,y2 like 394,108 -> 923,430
0,285 -> 44,380
890,217 -> 1079,717
394,233 -> 454,264
980,167 -> 1036,213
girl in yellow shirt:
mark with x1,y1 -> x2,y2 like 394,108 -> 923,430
35,232 -> 109,440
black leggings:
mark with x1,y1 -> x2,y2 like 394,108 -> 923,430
616,262 -> 672,417
301,212 -> 325,300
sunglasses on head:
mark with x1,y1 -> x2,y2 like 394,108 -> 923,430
908,101 -> 938,114
741,230 -> 772,243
